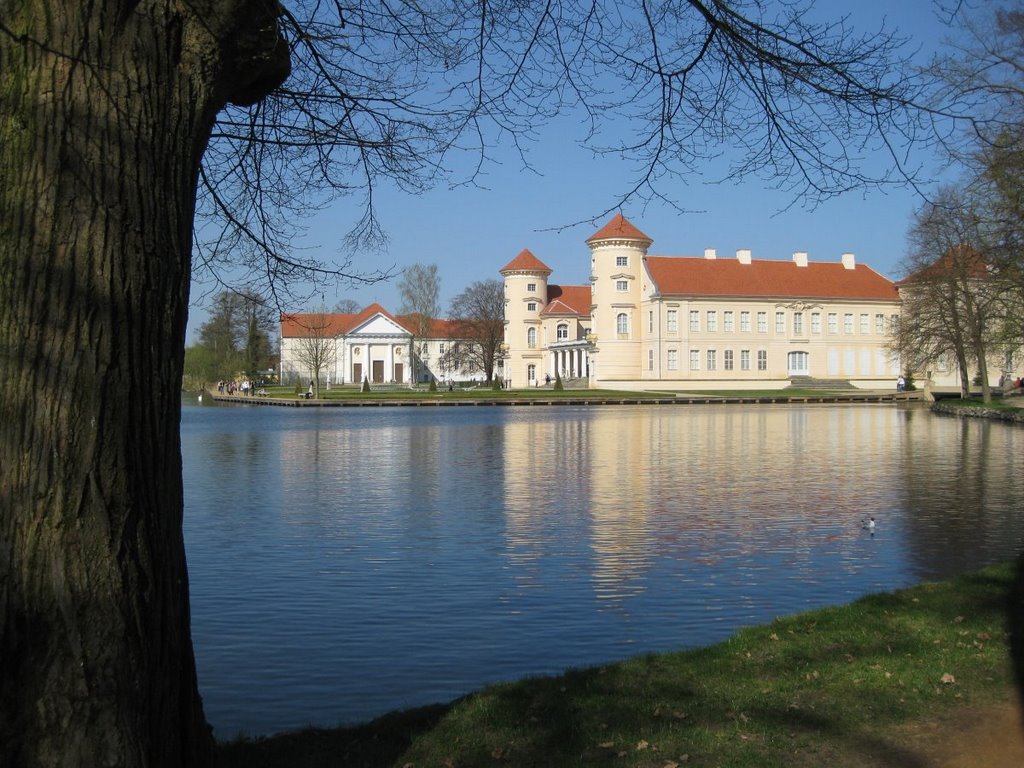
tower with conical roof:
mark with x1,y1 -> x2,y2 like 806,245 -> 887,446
500,249 -> 552,387
586,214 -> 652,382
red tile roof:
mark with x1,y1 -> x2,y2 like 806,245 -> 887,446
282,303 -> 460,339
500,248 -> 552,274
896,245 -> 990,285
586,213 -> 653,245
543,284 -> 592,316
396,314 -> 460,338
280,312 -> 357,338
645,257 -> 898,301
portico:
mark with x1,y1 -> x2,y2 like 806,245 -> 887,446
549,343 -> 591,379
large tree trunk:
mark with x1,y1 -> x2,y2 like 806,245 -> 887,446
0,2 -> 287,765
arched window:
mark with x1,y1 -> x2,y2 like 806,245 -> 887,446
616,312 -> 628,335
557,323 -> 568,340
527,327 -> 537,348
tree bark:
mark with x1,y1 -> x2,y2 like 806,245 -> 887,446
0,2 -> 287,765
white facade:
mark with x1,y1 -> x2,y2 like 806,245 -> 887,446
280,304 -> 480,386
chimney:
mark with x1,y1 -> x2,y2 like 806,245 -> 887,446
841,252 -> 856,270
736,248 -> 752,265
792,251 -> 808,267
704,247 -> 717,260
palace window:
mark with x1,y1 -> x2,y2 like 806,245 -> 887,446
689,310 -> 700,332
648,311 -> 653,333
667,349 -> 678,370
557,323 -> 568,340
793,312 -> 804,336
723,311 -> 734,332
875,314 -> 886,334
757,350 -> 767,370
689,350 -> 700,370
828,312 -> 838,334
527,364 -> 536,382
527,327 -> 537,348
707,349 -> 717,370
788,351 -> 809,374
648,349 -> 654,371
527,283 -> 536,292
724,350 -> 734,370
527,302 -> 537,311
860,314 -> 870,334
775,311 -> 785,334
811,312 -> 821,334
740,350 -> 751,370
616,280 -> 629,292
740,311 -> 751,332
706,311 -> 718,332
844,313 -> 854,334
616,312 -> 629,335
757,311 -> 767,333
667,309 -> 678,333
616,255 -> 628,267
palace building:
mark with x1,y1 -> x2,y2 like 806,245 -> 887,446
280,303 -> 478,386
282,213 -> 1019,392
500,214 -> 904,390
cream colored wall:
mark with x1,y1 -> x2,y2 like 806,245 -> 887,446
624,296 -> 902,387
502,268 -> 549,387
588,238 -> 647,381
911,349 -> 1022,392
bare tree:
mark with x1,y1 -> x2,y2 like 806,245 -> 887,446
399,263 -> 441,382
444,280 -> 506,383
930,4 -> 1024,350
0,2 -> 959,764
897,187 -> 1010,401
333,298 -> 363,314
288,310 -> 338,397
399,264 -> 441,326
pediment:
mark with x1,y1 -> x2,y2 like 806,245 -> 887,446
349,313 -> 412,337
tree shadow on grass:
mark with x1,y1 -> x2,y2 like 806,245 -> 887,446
215,701 -> 453,768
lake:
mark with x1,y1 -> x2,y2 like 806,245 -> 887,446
181,400 -> 1024,737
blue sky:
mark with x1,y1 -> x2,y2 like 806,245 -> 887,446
186,1 -> 965,343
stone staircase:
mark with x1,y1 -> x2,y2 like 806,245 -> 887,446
787,376 -> 856,390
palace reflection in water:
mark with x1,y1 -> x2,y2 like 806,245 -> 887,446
181,402 -> 1023,737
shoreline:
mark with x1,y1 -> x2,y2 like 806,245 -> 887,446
205,390 -> 924,408
216,561 -> 1023,768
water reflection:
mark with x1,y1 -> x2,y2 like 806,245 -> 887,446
181,403 -> 1023,737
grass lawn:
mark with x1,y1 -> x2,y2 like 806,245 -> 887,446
230,385 -> 678,401
219,386 -> 882,402
950,398 -> 1024,411
217,562 -> 1020,768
